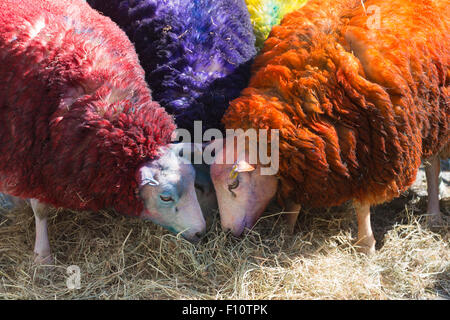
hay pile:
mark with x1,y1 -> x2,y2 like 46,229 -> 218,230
0,190 -> 448,300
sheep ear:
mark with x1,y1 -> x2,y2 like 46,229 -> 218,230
229,160 -> 255,179
236,160 -> 255,172
138,166 -> 159,187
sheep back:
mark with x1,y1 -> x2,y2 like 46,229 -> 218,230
88,0 -> 257,133
223,0 -> 449,207
0,0 -> 175,215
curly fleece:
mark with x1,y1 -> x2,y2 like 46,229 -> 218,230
87,0 -> 257,133
223,0 -> 449,208
0,0 -> 175,216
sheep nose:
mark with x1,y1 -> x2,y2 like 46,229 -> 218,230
195,230 -> 206,239
184,229 -> 206,244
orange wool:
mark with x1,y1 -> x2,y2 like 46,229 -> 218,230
222,0 -> 449,207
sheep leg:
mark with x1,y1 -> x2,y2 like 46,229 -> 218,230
30,199 -> 53,265
424,156 -> 443,227
353,202 -> 376,255
285,201 -> 301,234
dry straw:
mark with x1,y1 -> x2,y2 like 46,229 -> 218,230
0,194 -> 448,300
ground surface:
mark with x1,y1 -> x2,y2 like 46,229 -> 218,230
0,162 -> 449,300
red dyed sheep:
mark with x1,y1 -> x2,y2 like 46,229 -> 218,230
0,0 -> 206,263
211,0 -> 449,254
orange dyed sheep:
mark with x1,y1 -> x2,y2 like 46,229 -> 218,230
211,0 -> 449,254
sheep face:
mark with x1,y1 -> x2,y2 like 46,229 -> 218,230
210,142 -> 278,237
137,144 -> 206,243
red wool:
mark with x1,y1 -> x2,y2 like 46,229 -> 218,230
0,0 -> 176,216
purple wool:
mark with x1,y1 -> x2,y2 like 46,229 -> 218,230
87,0 -> 257,133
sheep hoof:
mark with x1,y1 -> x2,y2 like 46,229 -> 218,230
284,203 -> 301,235
286,224 -> 295,235
355,237 -> 376,256
34,252 -> 53,265
284,215 -> 298,235
426,213 -> 444,229
356,244 -> 376,256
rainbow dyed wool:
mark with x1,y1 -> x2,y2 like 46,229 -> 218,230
245,0 -> 308,49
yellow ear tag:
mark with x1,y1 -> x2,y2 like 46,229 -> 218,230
229,164 -> 239,180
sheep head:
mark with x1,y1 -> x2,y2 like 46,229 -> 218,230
137,143 -> 206,243
210,134 -> 278,236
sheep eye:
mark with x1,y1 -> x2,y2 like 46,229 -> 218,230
160,195 -> 174,202
228,178 -> 239,190
228,178 -> 239,197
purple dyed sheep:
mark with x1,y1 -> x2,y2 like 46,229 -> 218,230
87,0 -> 257,133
